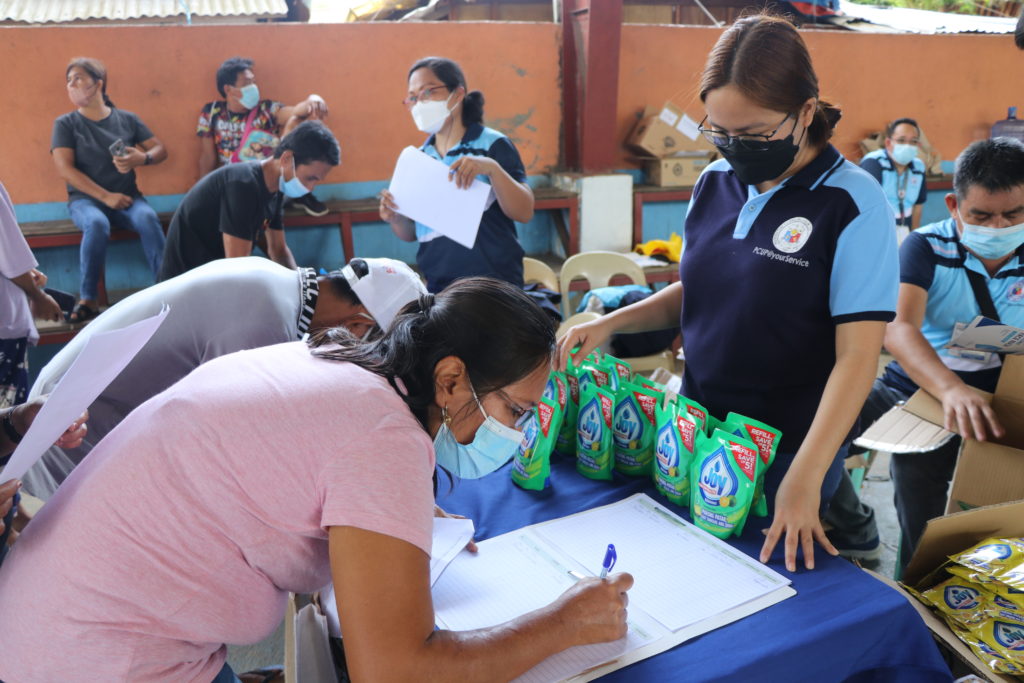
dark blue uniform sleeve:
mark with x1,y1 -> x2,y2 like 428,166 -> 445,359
859,157 -> 883,184
488,136 -> 527,183
898,231 -> 936,290
915,175 -> 927,205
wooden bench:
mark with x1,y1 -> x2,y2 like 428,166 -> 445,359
22,186 -> 580,344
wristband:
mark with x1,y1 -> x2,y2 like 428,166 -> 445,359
144,152 -> 153,166
1,411 -> 22,444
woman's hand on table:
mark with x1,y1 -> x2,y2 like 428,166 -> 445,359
554,572 -> 633,646
760,474 -> 837,572
434,504 -> 478,553
447,156 -> 500,189
556,317 -> 616,371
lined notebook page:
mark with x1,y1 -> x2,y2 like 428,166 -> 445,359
533,494 -> 790,632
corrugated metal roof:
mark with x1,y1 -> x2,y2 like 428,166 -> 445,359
0,0 -> 288,24
837,0 -> 1018,33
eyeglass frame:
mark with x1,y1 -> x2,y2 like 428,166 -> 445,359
697,112 -> 797,151
402,85 -> 451,110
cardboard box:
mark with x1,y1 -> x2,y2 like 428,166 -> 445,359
643,155 -> 713,187
626,103 -> 714,158
853,355 -> 1024,515
874,500 -> 1024,682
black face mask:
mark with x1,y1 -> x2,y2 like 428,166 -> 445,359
716,133 -> 801,186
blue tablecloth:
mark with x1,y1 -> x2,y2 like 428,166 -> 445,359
435,458 -> 952,683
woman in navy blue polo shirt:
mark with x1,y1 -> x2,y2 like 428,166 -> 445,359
379,57 -> 534,293
560,15 -> 898,572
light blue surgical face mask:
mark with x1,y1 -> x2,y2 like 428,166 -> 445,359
239,83 -> 260,110
279,158 -> 310,198
890,143 -> 918,166
959,211 -> 1024,260
433,384 -> 526,479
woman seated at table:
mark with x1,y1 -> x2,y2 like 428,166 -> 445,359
0,278 -> 632,682
379,57 -> 535,293
52,57 -> 168,322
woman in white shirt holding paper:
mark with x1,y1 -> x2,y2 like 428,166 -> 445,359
379,56 -> 534,293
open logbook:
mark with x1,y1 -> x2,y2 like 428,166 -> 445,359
431,494 -> 795,683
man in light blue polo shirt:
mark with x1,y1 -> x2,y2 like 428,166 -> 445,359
860,118 -> 928,244
839,138 -> 1024,572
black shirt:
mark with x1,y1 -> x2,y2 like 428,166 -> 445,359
158,162 -> 284,281
51,109 -> 154,202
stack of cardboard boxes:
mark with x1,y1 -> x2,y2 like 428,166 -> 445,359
625,102 -> 717,187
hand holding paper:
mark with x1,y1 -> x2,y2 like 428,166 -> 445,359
0,306 -> 170,483
387,146 -> 491,249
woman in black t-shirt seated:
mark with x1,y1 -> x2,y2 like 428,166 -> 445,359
51,57 -> 168,323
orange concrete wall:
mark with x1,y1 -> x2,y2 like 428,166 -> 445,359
0,22 -> 562,204
618,24 -> 1024,168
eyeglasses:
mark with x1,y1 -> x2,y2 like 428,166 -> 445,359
496,389 -> 533,430
697,113 -> 795,152
402,85 -> 449,109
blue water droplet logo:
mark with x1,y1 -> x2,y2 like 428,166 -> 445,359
698,449 -> 738,505
613,397 -> 642,448
655,422 -> 678,475
993,621 -> 1024,651
943,585 -> 981,610
578,399 -> 602,450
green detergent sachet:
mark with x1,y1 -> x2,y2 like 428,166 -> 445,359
512,397 -> 560,491
557,361 -> 586,457
674,395 -> 709,433
576,382 -> 616,481
690,428 -> 760,539
579,360 -> 619,393
546,371 -> 575,458
602,354 -> 634,385
652,400 -> 699,507
612,381 -> 661,476
723,412 -> 781,518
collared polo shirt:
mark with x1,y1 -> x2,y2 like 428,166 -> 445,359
881,218 -> 1024,395
680,144 -> 898,452
416,123 -> 526,293
860,149 -> 927,229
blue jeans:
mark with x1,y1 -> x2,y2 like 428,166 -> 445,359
68,197 -> 165,301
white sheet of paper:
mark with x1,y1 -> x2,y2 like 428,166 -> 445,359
432,494 -> 794,683
388,146 -> 490,249
0,306 -> 170,483
320,515 -> 475,638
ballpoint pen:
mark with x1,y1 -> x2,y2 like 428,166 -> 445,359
599,543 -> 617,579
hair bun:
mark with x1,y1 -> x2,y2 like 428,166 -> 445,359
418,293 -> 436,316
819,99 -> 842,129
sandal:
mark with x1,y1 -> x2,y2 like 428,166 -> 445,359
69,302 -> 98,324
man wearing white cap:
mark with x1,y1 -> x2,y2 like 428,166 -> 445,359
22,256 -> 425,499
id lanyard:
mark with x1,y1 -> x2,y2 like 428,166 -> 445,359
895,167 -> 910,220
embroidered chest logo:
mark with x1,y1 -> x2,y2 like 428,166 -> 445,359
1008,278 -> 1024,304
772,217 -> 814,254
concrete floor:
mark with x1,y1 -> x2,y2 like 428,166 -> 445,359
856,450 -> 901,579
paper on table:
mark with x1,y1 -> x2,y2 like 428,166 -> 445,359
432,494 -> 794,683
388,146 -> 491,249
320,515 -> 475,638
533,495 -> 788,632
0,306 -> 170,483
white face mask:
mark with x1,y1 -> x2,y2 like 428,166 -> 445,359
959,211 -> 1024,260
411,93 -> 455,135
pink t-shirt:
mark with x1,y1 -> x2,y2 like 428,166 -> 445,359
0,341 -> 435,682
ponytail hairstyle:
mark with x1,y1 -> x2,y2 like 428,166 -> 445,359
308,277 -> 555,430
699,14 -> 840,148
407,56 -> 485,128
66,57 -> 115,108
